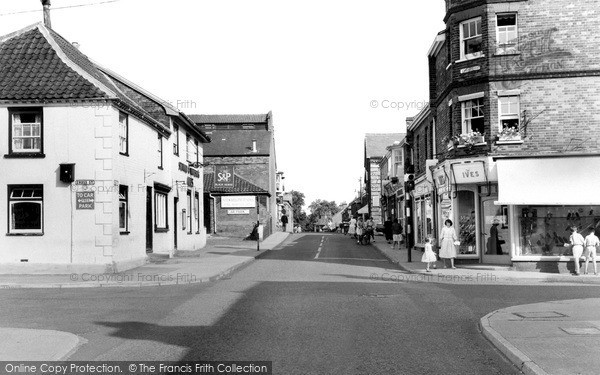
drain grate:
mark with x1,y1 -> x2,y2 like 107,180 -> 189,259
560,327 -> 600,335
513,311 -> 568,319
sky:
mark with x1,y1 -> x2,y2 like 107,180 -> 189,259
0,0 -> 445,209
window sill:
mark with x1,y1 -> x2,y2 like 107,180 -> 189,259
455,55 -> 485,64
4,153 -> 46,159
496,140 -> 524,145
6,232 -> 44,236
120,231 -> 130,235
456,142 -> 487,148
154,228 -> 169,233
493,51 -> 521,57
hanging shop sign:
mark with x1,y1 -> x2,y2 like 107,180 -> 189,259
434,168 -> 450,195
214,165 -> 235,188
221,195 -> 256,208
75,191 -> 95,210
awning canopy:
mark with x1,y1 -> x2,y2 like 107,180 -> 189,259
357,204 -> 369,214
496,157 -> 600,205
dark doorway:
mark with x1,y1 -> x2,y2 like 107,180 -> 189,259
146,186 -> 153,253
203,193 -> 212,234
174,197 -> 179,250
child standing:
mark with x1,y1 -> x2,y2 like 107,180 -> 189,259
584,228 -> 600,275
421,238 -> 437,272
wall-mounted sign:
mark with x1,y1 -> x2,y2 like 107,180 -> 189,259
214,165 -> 234,188
221,195 -> 256,208
75,180 -> 95,185
75,191 -> 95,210
452,162 -> 486,184
227,209 -> 250,215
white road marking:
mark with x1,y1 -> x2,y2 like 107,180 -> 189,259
314,236 -> 325,259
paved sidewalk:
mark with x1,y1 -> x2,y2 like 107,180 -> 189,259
481,298 -> 600,375
0,232 -> 289,289
0,328 -> 85,361
369,238 -> 600,286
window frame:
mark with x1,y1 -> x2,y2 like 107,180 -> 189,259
119,112 -> 129,156
173,124 -> 179,156
459,17 -> 483,60
157,133 -> 163,169
194,192 -> 200,234
154,191 -> 169,232
498,95 -> 520,132
7,184 -> 44,235
461,98 -> 485,134
187,190 -> 192,234
119,185 -> 129,233
496,13 -> 518,55
7,108 -> 44,158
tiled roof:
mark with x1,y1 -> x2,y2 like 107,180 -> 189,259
365,133 -> 405,159
0,26 -> 107,100
204,173 -> 269,195
202,129 -> 272,156
189,114 -> 268,124
0,23 -> 179,136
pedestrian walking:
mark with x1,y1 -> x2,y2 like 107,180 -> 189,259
348,216 -> 357,238
421,238 -> 437,272
356,217 -> 364,244
384,218 -> 393,244
566,225 -> 585,275
365,217 -> 375,242
439,219 -> 458,269
281,214 -> 288,232
391,218 -> 402,249
584,228 -> 599,275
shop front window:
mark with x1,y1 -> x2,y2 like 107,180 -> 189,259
457,190 -> 477,255
516,205 -> 600,256
415,199 -> 424,244
425,196 -> 434,241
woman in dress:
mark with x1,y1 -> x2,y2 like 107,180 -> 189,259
439,219 -> 458,269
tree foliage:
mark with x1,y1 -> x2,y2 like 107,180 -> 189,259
290,190 -> 308,227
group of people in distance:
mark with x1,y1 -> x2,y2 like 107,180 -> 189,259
566,226 -> 599,276
347,216 -> 376,244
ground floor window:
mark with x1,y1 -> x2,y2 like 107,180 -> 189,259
154,191 -> 168,231
414,195 -> 434,244
516,205 -> 600,256
119,185 -> 128,232
194,192 -> 200,233
457,190 -> 476,255
8,185 -> 43,234
187,190 -> 192,234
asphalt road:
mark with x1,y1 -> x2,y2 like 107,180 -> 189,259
2,233 -> 600,374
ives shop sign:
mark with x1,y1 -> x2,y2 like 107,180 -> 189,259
214,165 -> 234,188
452,163 -> 486,184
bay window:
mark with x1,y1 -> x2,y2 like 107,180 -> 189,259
461,98 -> 485,134
460,17 -> 483,60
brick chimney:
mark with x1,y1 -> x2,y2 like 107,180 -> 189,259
41,0 -> 52,28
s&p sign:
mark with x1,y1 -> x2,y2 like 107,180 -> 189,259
214,165 -> 235,187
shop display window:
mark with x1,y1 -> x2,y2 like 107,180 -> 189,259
517,205 -> 600,256
457,190 -> 476,255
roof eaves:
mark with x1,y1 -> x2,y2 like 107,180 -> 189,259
37,24 -> 118,99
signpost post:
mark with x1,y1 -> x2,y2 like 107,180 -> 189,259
256,196 -> 260,251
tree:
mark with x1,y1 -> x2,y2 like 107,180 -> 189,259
290,190 -> 308,228
308,199 -> 341,220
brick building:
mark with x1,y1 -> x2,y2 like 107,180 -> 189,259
191,113 -> 278,238
420,0 -> 600,270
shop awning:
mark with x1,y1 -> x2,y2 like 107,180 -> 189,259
496,156 -> 600,205
357,205 -> 369,214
